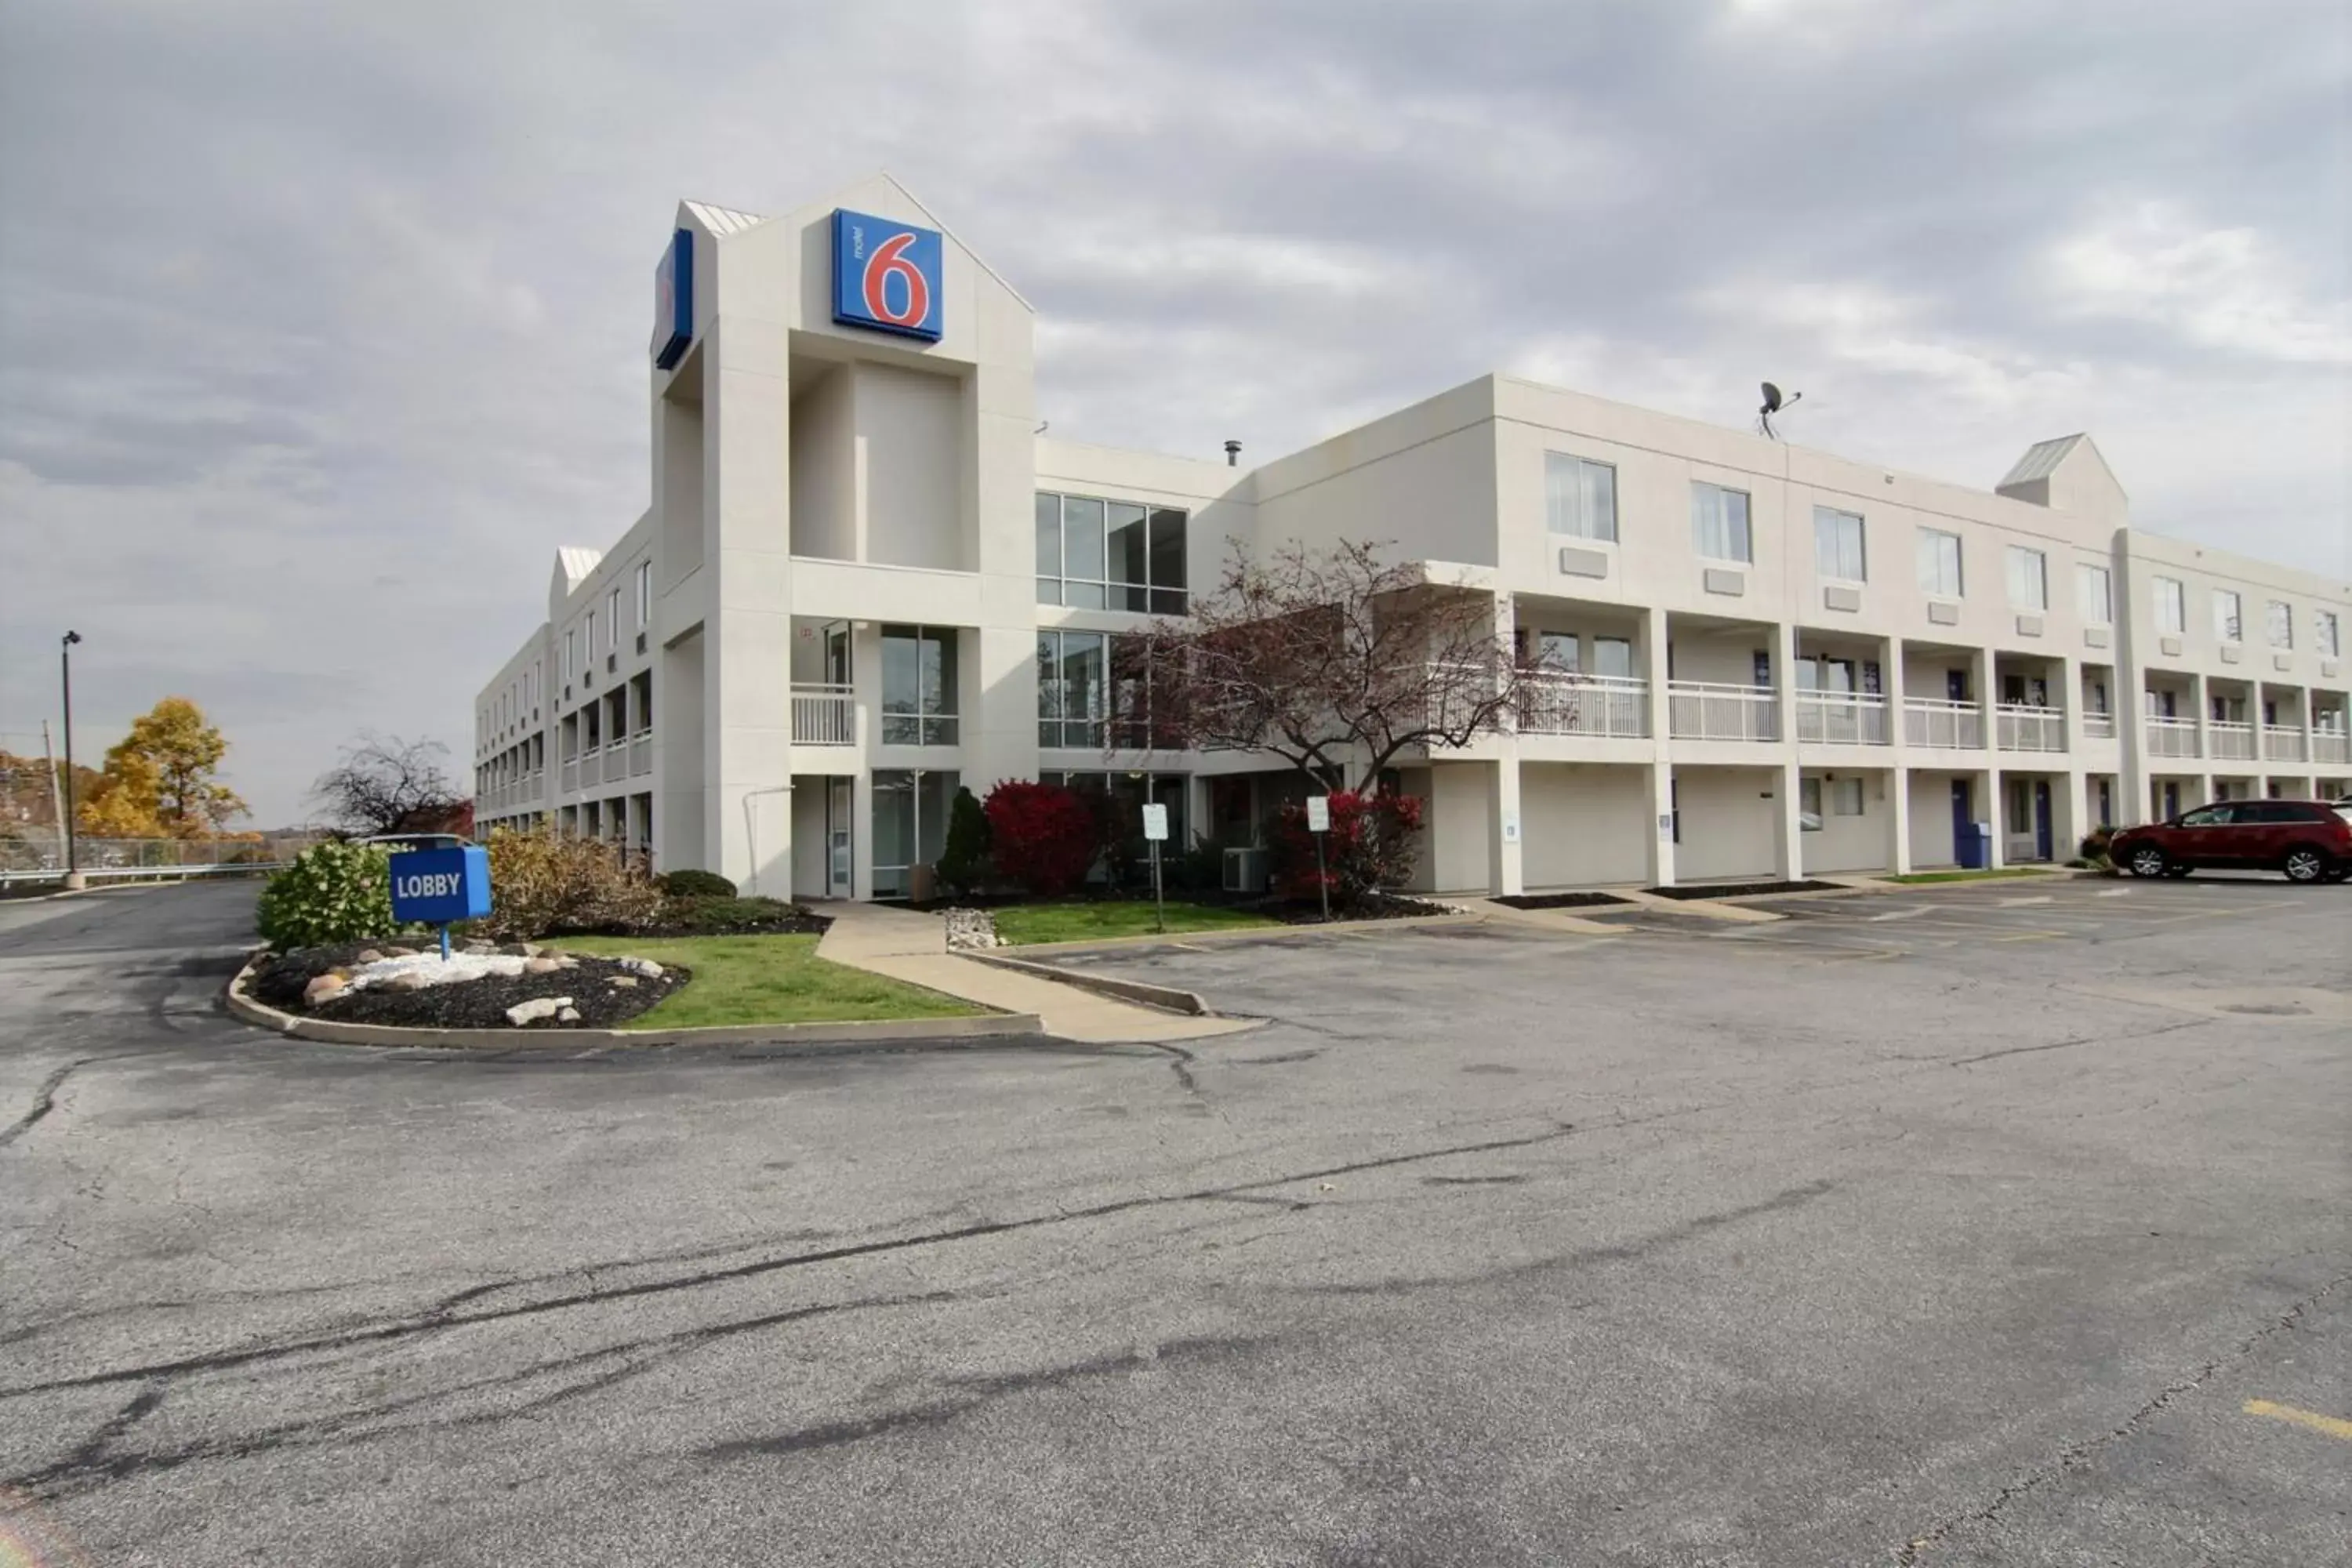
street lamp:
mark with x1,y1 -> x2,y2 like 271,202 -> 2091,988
60,630 -> 82,890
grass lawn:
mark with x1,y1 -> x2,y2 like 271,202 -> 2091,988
1883,867 -> 2062,885
550,934 -> 984,1029
989,899 -> 1280,946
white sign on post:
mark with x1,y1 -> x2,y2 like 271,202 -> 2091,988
1141,803 -> 1169,842
1305,795 -> 1331,833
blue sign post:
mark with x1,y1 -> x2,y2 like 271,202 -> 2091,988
388,846 -> 492,961
831,209 -> 943,341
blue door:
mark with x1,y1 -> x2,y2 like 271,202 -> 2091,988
2034,780 -> 2053,861
1947,669 -> 1969,702
1951,779 -> 1974,866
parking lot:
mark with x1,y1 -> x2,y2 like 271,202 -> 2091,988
3,879 -> 2347,1566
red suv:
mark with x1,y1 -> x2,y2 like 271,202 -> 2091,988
2111,801 -> 2352,884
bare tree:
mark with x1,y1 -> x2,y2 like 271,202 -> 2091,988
1120,539 -> 1544,791
310,733 -> 464,837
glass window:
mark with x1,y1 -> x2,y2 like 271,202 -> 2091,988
606,588 -> 620,650
1545,453 -> 1618,543
635,561 -> 652,626
870,769 -> 959,898
1813,508 -> 1866,581
1062,496 -> 1105,608
1037,629 -> 1108,748
880,626 -> 958,745
1798,777 -> 1823,831
1036,492 -> 1188,612
2005,546 -> 2048,612
1534,631 -> 1579,673
2154,576 -> 2186,633
1834,779 -> 1865,816
2318,611 -> 2342,659
1690,482 -> 1751,563
1148,508 -> 1187,614
2212,590 -> 2241,642
585,609 -> 597,661
563,629 -> 575,682
1035,493 -> 1062,604
2077,564 -> 2111,625
1592,637 -> 1634,680
1105,503 -> 1150,611
1917,529 -> 1964,597
2267,601 -> 2292,649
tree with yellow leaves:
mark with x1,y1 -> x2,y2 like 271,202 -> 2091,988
78,698 -> 248,839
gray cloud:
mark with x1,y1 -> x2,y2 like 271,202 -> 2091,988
2,0 -> 2346,823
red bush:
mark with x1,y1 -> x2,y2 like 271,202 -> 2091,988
1272,789 -> 1425,907
982,780 -> 1098,896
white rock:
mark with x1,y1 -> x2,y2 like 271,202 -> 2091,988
609,975 -> 639,989
556,1007 -> 581,1023
383,946 -> 418,958
619,956 -> 664,978
505,996 -> 572,1026
303,975 -> 348,1006
524,956 -> 564,975
354,949 -> 385,964
382,972 -> 434,993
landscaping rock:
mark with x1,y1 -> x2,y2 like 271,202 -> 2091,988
497,942 -> 538,957
354,949 -> 385,965
619,957 -> 664,979
556,1007 -> 581,1023
381,972 -> 434,993
303,975 -> 349,1006
609,976 -> 639,989
942,908 -> 1001,950
248,942 -> 686,1031
464,940 -> 496,955
506,996 -> 572,1026
524,956 -> 565,975
383,946 -> 419,958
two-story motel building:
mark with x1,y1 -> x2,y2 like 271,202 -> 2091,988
471,176 -> 2352,900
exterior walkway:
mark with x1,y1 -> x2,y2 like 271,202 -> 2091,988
812,901 -> 1260,1044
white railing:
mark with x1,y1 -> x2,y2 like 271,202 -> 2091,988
792,682 -> 856,746
2145,717 -> 2200,759
1904,697 -> 1984,750
2207,720 -> 2255,761
2263,728 -> 2307,763
630,732 -> 653,776
2083,712 -> 2117,740
1668,681 -> 1779,742
2314,730 -> 2350,764
1996,703 -> 2067,753
1519,673 -> 1650,739
560,759 -> 579,792
1795,692 -> 1890,746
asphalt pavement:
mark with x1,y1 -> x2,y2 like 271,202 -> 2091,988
2,879 -> 2346,1566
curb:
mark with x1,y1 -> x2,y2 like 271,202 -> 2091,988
983,909 -> 1484,957
223,957 -> 1046,1053
963,951 -> 1214,1016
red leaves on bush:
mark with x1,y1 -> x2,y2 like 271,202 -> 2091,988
982,780 -> 1098,896
1272,789 -> 1425,906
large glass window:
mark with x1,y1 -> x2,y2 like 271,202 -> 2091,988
1690,482 -> 1752,563
2267,600 -> 2293,649
634,561 -> 651,627
1036,492 -> 1187,612
871,769 -> 956,898
2212,590 -> 2241,642
2319,611 -> 2342,659
2077,564 -> 2111,625
880,625 -> 958,745
1917,528 -> 1964,597
2005,546 -> 2048,612
2154,576 -> 2186,634
1037,629 -> 1109,748
1814,508 -> 1866,581
1545,453 -> 1618,543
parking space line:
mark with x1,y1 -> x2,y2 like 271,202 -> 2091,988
2243,1399 -> 2352,1442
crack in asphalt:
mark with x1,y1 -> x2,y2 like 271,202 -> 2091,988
1891,1268 -> 2352,1564
0,1058 -> 94,1149
1940,1015 -> 2212,1068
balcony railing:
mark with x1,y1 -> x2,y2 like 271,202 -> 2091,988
1520,673 -> 1650,739
630,731 -> 653,776
2083,712 -> 2117,740
1904,697 -> 1984,750
792,683 -> 856,746
2145,717 -> 2200,759
1996,703 -> 2066,753
2314,730 -> 2350,765
2208,720 -> 2255,761
1668,681 -> 1779,742
1795,691 -> 1890,746
560,759 -> 579,793
2263,727 -> 2307,763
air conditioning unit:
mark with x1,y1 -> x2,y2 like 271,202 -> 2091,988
1222,847 -> 1269,895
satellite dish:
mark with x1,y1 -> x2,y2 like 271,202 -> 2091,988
1762,382 -> 1784,415
1758,381 -> 1802,439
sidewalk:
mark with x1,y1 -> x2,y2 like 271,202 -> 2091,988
813,901 -> 1259,1044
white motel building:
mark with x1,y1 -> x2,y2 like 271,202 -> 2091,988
471,175 -> 2352,901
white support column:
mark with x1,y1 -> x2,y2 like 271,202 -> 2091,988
1972,644 -> 1998,757
1488,753 -> 1524,898
2190,672 -> 2210,766
1887,765 -> 1912,875
1643,606 -> 1673,747
1772,761 -> 1806,880
1983,767 -> 2005,869
1886,636 -> 1911,875
1645,760 -> 1676,887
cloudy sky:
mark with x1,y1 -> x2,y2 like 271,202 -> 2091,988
2,0 -> 2346,825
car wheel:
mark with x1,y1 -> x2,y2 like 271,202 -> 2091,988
2281,846 -> 2328,884
2125,844 -> 2167,878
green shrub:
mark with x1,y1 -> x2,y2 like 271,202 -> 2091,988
256,840 -> 396,949
658,868 -> 737,899
481,826 -> 664,940
656,895 -> 809,935
936,786 -> 992,895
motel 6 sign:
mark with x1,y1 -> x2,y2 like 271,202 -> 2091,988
832,209 -> 943,342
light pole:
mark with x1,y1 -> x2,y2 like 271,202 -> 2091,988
60,630 -> 83,890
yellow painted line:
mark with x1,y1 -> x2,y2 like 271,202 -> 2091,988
2243,1399 -> 2352,1441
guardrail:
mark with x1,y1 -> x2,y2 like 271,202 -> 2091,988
2206,720 -> 2255,761
1668,681 -> 1778,742
2145,717 -> 2200,758
1796,692 -> 1889,746
2263,728 -> 2307,763
1904,697 -> 1984,750
1995,703 -> 2066,753
1520,673 -> 1649,739
0,862 -> 283,887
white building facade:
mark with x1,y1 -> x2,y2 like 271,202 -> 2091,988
473,176 -> 2352,898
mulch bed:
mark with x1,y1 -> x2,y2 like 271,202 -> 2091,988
1645,879 -> 1842,900
1493,891 -> 1634,910
248,942 -> 687,1030
1259,892 -> 1462,925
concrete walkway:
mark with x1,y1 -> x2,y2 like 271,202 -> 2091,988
812,901 -> 1259,1044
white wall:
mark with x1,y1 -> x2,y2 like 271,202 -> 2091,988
1673,768 -> 1777,881
1802,769 -> 1890,873
1424,762 -> 1494,892
789,782 -> 828,899
1520,764 -> 1649,887
789,366 -> 855,560
1907,771 -> 1966,867
859,361 -> 966,570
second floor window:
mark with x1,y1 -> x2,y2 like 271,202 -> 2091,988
1917,528 -> 1963,598
1690,482 -> 1752,563
1036,492 -> 1186,612
2319,611 -> 2342,659
606,588 -> 620,650
2077,564 -> 2111,625
2212,590 -> 2242,642
2267,600 -> 2293,649
2154,576 -> 2186,634
1814,508 -> 1866,581
1037,629 -> 1108,749
2005,546 -> 2047,612
1546,453 -> 1618,543
635,561 -> 652,627
880,625 -> 958,745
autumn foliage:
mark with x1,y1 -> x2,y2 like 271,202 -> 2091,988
1272,789 -> 1425,908
981,780 -> 1097,896
78,697 -> 249,838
